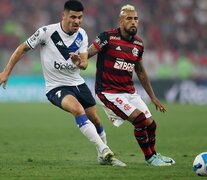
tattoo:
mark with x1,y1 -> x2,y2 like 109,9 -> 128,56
88,44 -> 98,59
135,61 -> 155,98
135,61 -> 143,73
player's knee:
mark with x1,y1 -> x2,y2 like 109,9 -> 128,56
146,117 -> 154,126
147,119 -> 157,130
70,105 -> 85,117
132,112 -> 147,126
127,109 -> 144,123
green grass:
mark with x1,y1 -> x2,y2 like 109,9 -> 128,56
0,102 -> 206,180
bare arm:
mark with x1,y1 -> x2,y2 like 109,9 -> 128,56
88,44 -> 99,59
135,61 -> 166,112
0,42 -> 30,89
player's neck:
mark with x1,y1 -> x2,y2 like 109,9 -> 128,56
119,28 -> 134,41
60,21 -> 74,36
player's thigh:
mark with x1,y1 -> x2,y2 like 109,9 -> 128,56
78,83 -> 96,109
97,92 -> 137,120
46,86 -> 84,115
130,93 -> 152,118
61,95 -> 85,115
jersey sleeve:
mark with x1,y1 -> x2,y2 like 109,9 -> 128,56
26,27 -> 47,49
79,30 -> 88,53
93,31 -> 109,52
138,47 -> 144,60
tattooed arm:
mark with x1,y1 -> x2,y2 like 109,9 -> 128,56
88,44 -> 99,59
135,61 -> 166,112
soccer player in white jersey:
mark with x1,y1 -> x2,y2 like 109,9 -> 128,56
0,0 -> 126,167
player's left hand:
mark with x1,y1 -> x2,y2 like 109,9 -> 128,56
70,53 -> 81,66
151,96 -> 166,113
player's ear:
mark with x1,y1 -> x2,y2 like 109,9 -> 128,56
118,17 -> 122,26
62,10 -> 68,19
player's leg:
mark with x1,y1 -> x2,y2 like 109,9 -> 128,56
75,83 -> 107,144
62,95 -> 113,160
129,94 -> 157,153
76,84 -> 126,166
97,93 -> 152,158
85,105 -> 107,163
130,93 -> 175,164
85,105 -> 107,144
85,105 -> 126,166
97,92 -> 170,166
46,86 -> 111,161
119,106 -> 171,166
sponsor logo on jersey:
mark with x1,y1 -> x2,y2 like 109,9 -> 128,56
134,40 -> 143,46
132,47 -> 139,57
56,41 -> 64,47
54,61 -> 76,70
110,36 -> 121,40
124,104 -> 132,110
75,38 -> 82,47
114,59 -> 135,72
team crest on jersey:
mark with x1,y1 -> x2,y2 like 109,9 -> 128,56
75,38 -> 82,47
132,47 -> 139,57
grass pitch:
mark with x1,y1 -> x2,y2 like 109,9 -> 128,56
0,102 -> 206,180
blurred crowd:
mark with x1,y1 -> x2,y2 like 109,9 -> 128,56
0,0 -> 207,78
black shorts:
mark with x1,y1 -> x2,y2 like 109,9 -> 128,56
46,83 -> 96,109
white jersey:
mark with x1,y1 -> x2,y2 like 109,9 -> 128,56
26,23 -> 88,93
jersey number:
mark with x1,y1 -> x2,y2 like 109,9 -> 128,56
116,97 -> 123,105
55,90 -> 61,98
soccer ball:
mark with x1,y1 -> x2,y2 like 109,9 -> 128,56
193,152 -> 207,176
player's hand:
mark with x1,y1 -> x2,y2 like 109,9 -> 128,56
151,96 -> 166,113
0,72 -> 9,89
70,53 -> 81,66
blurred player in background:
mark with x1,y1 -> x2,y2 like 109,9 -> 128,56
0,0 -> 126,167
88,4 -> 175,166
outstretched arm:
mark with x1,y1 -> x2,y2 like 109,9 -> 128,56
0,42 -> 30,89
135,61 -> 166,112
88,44 -> 99,59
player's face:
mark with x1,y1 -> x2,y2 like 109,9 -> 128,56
62,10 -> 83,34
120,11 -> 139,36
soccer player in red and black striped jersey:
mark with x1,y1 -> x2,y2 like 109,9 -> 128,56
88,4 -> 175,166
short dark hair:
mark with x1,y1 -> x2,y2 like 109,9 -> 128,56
64,0 -> 84,12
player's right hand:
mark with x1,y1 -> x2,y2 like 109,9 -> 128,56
0,72 -> 8,89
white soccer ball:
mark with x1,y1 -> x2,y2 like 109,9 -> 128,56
193,152 -> 207,176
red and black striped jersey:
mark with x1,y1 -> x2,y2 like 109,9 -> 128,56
93,28 -> 144,94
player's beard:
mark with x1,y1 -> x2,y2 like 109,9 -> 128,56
125,26 -> 137,36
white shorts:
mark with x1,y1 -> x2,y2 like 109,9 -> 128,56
96,92 -> 152,127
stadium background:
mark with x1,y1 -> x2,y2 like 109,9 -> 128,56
0,0 -> 207,104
